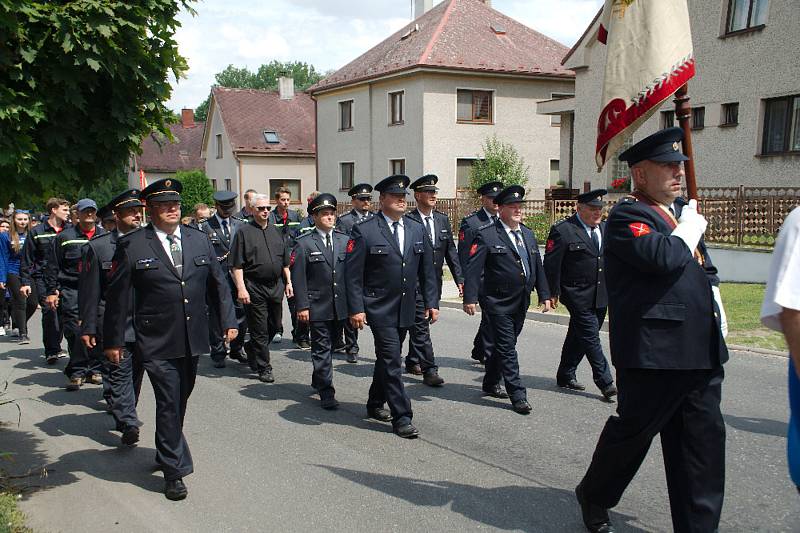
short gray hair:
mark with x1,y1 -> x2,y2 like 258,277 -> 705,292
250,193 -> 270,207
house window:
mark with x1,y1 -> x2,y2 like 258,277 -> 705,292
457,89 -> 493,123
224,178 -> 232,191
339,100 -> 353,131
609,136 -> 633,189
721,102 -> 739,126
692,107 -> 705,130
550,93 -> 573,126
263,130 -> 280,144
268,179 -> 301,203
340,162 -> 354,190
389,91 -> 404,125
726,0 -> 769,33
389,159 -> 405,175
661,110 -> 675,129
762,94 -> 800,155
456,158 -> 482,190
215,134 -> 223,159
210,178 -> 218,191
549,159 -> 561,186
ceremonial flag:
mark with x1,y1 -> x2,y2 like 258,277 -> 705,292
595,0 -> 695,170
139,169 -> 146,189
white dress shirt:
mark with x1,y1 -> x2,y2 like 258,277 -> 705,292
382,213 -> 404,251
498,219 -> 528,276
416,209 -> 436,243
153,225 -> 182,267
761,207 -> 800,331
576,213 -> 602,250
215,213 -> 234,238
316,227 -> 334,253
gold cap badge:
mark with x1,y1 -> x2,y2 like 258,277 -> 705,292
672,142 -> 679,151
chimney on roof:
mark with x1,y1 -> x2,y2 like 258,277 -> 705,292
278,77 -> 294,100
483,0 -> 491,6
414,0 -> 433,18
181,108 -> 195,128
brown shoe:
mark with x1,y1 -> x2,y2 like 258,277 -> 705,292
405,364 -> 423,375
87,373 -> 103,385
66,376 -> 83,391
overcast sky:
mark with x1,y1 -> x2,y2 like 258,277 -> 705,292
167,0 -> 603,112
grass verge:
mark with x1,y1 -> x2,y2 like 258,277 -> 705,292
0,490 -> 31,533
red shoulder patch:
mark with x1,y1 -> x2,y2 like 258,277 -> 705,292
458,229 -> 465,242
346,239 -> 355,253
628,222 -> 651,237
545,239 -> 555,253
77,260 -> 83,273
290,250 -> 296,267
469,243 -> 478,256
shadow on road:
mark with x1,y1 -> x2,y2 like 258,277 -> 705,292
0,426 -> 56,498
314,465 -> 647,532
36,411 -> 120,447
724,414 -> 788,438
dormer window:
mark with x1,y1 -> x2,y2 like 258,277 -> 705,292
263,130 -> 280,144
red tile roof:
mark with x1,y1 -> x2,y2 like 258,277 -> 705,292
137,122 -> 205,172
210,87 -> 315,155
309,0 -> 574,94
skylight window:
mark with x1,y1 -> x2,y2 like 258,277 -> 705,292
263,130 -> 280,144
491,24 -> 506,34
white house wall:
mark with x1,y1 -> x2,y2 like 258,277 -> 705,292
239,155 -> 317,209
204,103 -> 239,197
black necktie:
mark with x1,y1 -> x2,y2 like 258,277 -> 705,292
425,216 -> 433,243
669,206 -> 676,217
221,219 -> 230,240
166,234 -> 182,277
392,221 -> 400,250
325,232 -> 332,250
513,230 -> 530,279
590,227 -> 600,251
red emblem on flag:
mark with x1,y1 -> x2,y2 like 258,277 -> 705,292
458,229 -> 464,242
346,239 -> 355,253
629,222 -> 651,237
545,239 -> 555,253
469,243 -> 478,256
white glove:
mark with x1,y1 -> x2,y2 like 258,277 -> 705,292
711,285 -> 728,338
670,199 -> 707,254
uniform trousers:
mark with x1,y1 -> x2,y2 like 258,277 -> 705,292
60,287 -> 103,378
310,320 -> 344,399
6,273 -> 37,336
556,306 -> 613,388
334,321 -> 359,354
367,326 -> 413,428
34,278 -> 63,356
107,343 -> 144,432
209,281 -> 248,362
404,290 -> 437,374
580,366 -> 725,533
483,308 -> 527,402
471,301 -> 494,363
143,354 -> 198,481
243,279 -> 283,373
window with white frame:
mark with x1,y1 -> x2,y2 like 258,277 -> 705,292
726,0 -> 769,34
389,91 -> 404,125
215,134 -> 223,159
390,159 -> 405,175
340,162 -> 355,190
762,94 -> 800,155
339,100 -> 353,131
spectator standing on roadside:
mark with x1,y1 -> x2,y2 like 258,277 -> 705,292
238,189 -> 258,221
0,211 -> 38,342
760,206 -> 800,493
268,187 -> 303,347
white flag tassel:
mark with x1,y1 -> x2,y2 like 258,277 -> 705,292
595,0 -> 695,170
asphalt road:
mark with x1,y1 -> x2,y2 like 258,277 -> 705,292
1,306 -> 797,532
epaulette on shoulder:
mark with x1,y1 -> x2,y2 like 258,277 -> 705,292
434,209 -> 447,217
182,224 -> 206,235
477,221 -> 494,231
333,228 -> 347,235
553,218 -> 566,226
465,210 -> 479,219
295,230 -> 313,239
91,231 -> 112,242
355,216 -> 371,225
620,195 -> 638,204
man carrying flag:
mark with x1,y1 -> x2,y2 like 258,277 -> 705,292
575,2 -> 729,532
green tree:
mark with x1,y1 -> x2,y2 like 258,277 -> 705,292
469,135 -> 530,192
0,0 -> 195,205
44,168 -> 129,209
193,61 -> 324,121
176,169 -> 213,217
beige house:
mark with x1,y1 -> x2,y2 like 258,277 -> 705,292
538,0 -> 800,191
309,0 -> 576,200
200,79 -> 316,208
128,109 -> 205,188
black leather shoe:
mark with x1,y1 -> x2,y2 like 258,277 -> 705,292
333,345 -> 347,354
367,407 -> 392,422
346,352 -> 358,363
165,478 -> 188,501
228,351 -> 246,364
471,355 -> 485,365
121,425 -> 140,446
512,399 -> 532,414
213,360 -> 226,369
601,384 -> 617,402
482,384 -> 509,399
558,378 -> 586,391
258,370 -> 275,383
393,423 -> 420,439
422,372 -> 444,387
298,340 -> 311,350
575,483 -> 615,532
405,364 -> 423,375
321,396 -> 339,410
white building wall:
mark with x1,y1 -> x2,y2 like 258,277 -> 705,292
369,77 -> 425,181
239,155 -> 317,210
203,103 -> 239,198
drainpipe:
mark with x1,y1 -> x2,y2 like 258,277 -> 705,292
313,95 -> 319,192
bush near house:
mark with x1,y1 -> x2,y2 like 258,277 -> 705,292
524,213 -> 551,243
469,135 -> 529,192
176,169 -> 214,217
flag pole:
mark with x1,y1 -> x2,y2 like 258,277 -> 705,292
674,83 -> 698,200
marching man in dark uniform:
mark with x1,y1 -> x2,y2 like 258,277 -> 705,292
45,198 -> 106,390
79,190 -> 144,446
199,191 -> 248,368
104,178 -> 237,501
463,185 -> 551,414
575,128 -> 728,533
543,189 -> 616,402
291,194 -> 352,410
404,174 -> 462,385
345,175 -> 439,438
335,183 -> 374,358
458,181 -> 503,365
